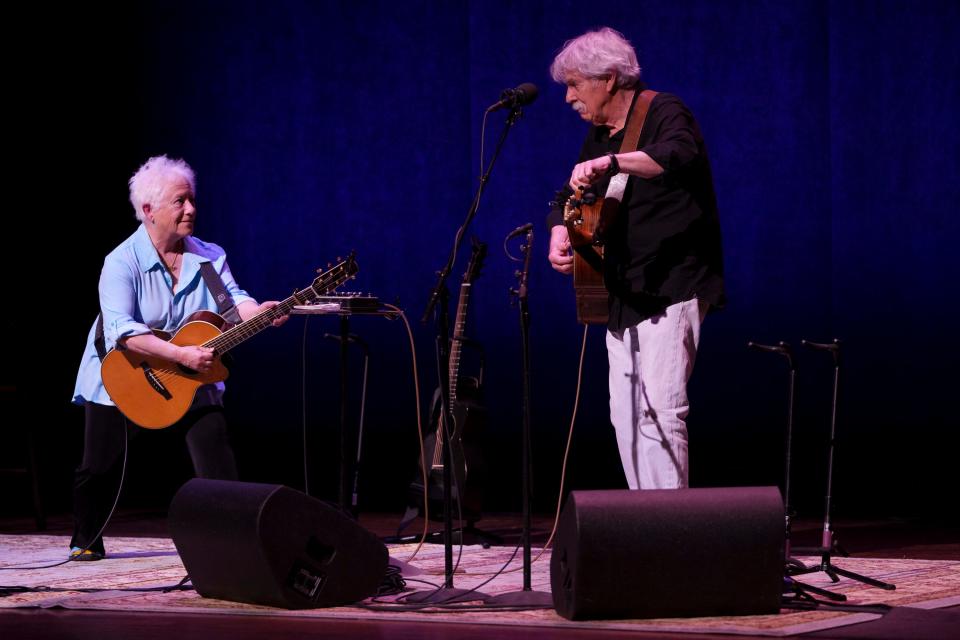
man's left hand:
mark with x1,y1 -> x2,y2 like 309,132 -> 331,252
569,155 -> 613,190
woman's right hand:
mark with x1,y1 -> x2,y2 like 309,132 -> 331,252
178,345 -> 215,372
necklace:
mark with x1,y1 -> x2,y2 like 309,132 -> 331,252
164,251 -> 181,274
155,241 -> 184,276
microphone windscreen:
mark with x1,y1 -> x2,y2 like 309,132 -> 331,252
516,83 -> 539,105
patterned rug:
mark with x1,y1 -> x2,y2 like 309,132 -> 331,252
2,534 -> 959,636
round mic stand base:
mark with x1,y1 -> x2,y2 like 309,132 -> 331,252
403,587 -> 489,604
484,589 -> 553,607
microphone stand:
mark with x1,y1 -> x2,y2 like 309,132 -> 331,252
486,227 -> 552,606
409,103 -> 525,604
789,339 -> 895,592
748,341 -> 845,602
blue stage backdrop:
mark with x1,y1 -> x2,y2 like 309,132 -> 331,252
30,0 -> 958,518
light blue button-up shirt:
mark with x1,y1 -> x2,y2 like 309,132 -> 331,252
73,224 -> 255,406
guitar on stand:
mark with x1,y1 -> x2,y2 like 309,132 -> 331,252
397,238 -> 492,543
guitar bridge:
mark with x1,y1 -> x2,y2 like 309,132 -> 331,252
140,362 -> 172,400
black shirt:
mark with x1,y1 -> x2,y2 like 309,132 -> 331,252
547,89 -> 726,332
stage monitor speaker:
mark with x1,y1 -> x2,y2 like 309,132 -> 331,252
550,486 -> 784,620
169,478 -> 388,609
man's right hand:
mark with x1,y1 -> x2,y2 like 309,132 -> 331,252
549,225 -> 574,275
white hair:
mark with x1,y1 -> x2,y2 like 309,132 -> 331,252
550,27 -> 642,88
128,155 -> 196,221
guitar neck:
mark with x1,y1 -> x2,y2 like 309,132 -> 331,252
448,281 -> 472,404
201,256 -> 356,354
203,290 -> 304,354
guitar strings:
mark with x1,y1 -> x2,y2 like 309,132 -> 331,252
147,266 -> 354,385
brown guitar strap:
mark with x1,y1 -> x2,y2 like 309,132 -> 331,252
564,89 -> 660,325
596,89 -> 659,237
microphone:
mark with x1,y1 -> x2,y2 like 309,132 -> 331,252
802,338 -> 840,352
802,338 -> 841,365
505,222 -> 534,241
486,83 -> 539,113
747,341 -> 791,355
748,341 -> 794,368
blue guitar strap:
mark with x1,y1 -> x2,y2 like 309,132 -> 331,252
93,261 -> 241,360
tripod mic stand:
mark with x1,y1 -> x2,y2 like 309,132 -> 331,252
410,102 -> 527,605
748,341 -> 844,602
486,225 -> 552,607
789,339 -> 895,592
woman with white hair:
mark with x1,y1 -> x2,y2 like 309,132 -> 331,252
69,155 -> 287,560
546,28 -> 725,491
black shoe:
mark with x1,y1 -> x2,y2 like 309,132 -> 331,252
69,546 -> 105,561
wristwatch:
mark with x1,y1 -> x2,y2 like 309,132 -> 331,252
605,152 -> 621,177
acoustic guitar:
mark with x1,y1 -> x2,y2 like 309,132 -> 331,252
407,238 -> 488,523
563,187 -> 610,324
101,254 -> 358,429
561,91 -> 658,326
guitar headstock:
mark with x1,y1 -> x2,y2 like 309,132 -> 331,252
563,187 -> 598,225
463,237 -> 487,285
312,251 -> 359,295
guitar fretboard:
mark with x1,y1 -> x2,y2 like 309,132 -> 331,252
203,258 -> 355,354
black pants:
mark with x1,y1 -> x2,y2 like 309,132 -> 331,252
71,402 -> 238,554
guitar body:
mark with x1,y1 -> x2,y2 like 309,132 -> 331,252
99,254 -> 359,430
564,192 -> 609,325
408,385 -> 486,522
101,311 -> 233,429
561,90 -> 659,326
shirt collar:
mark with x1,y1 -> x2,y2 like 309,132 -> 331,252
133,224 -> 163,273
132,224 -> 205,273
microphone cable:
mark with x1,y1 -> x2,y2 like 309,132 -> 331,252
1,413 -> 130,571
468,322 -> 590,578
537,323 -> 591,557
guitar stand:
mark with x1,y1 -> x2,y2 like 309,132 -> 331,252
787,340 -> 895,593
290,303 -> 402,512
749,341 -> 846,602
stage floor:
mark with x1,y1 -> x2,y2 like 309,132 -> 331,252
1,511 -> 958,639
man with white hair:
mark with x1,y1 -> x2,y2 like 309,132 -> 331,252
69,155 -> 287,560
547,28 -> 725,490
